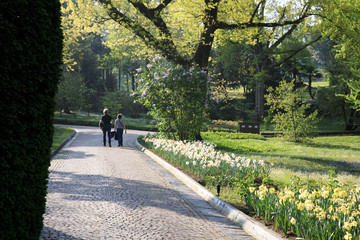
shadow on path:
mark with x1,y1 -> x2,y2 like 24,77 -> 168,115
48,169 -> 207,219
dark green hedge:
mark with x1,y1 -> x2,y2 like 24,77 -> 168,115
54,117 -> 159,132
0,1 -> 62,239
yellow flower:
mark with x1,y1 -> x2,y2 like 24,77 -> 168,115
305,199 -> 314,211
344,231 -> 352,240
321,190 -> 330,198
351,210 -> 360,217
343,222 -> 352,231
269,187 -> 276,194
351,221 -> 357,227
290,217 -> 296,225
299,189 -> 309,199
249,187 -> 256,193
297,202 -> 305,211
259,185 -> 268,193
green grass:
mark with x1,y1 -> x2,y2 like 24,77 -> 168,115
52,126 -> 74,151
201,132 -> 360,186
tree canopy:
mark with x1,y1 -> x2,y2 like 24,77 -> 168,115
86,0 -> 317,68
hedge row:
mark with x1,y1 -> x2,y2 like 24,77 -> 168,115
0,1 -> 63,239
54,118 -> 159,132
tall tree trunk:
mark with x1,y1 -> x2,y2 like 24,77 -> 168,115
118,67 -> 122,91
126,74 -> 129,92
254,42 -> 266,122
255,81 -> 264,122
308,75 -> 314,99
131,72 -> 135,91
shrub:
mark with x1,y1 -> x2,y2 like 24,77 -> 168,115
133,57 -> 211,140
0,1 -> 63,239
265,80 -> 319,142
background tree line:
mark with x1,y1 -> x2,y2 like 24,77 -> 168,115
57,0 -> 359,132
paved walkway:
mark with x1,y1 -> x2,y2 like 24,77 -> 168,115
40,125 -> 254,240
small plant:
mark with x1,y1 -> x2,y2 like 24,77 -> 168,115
265,80 -> 319,142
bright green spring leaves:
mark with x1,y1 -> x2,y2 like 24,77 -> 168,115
266,80 -> 319,142
133,57 -> 211,140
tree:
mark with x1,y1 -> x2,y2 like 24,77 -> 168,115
0,0 -> 63,239
265,80 -> 319,142
318,0 -> 360,111
55,71 -> 90,116
96,0 -> 316,69
61,0 -> 320,138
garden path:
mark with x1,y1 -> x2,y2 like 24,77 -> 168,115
40,125 -> 254,240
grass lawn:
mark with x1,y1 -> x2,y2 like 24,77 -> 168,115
201,132 -> 360,186
52,126 -> 74,151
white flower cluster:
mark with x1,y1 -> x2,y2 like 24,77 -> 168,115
144,136 -> 270,175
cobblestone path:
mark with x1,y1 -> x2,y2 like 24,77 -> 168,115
40,126 -> 254,240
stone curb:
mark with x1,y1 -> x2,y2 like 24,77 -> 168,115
135,140 -> 284,240
51,129 -> 77,158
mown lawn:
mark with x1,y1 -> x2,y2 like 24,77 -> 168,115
52,126 -> 74,151
201,132 -> 360,186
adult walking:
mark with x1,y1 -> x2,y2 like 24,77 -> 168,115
100,109 -> 113,147
114,113 -> 127,147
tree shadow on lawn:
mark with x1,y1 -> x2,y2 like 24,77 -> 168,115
215,139 -> 360,174
256,152 -> 360,174
219,145 -> 360,174
301,141 -> 360,152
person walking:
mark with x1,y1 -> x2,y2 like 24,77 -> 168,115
114,113 -> 127,147
100,109 -> 113,147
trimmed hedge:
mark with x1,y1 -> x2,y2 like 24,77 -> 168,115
0,1 -> 62,239
54,117 -> 159,132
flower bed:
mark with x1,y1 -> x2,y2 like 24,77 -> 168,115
143,135 -> 360,239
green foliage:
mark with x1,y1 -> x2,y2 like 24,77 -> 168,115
54,111 -> 156,131
342,76 -> 360,112
265,80 -> 319,142
101,91 -> 123,117
319,0 -> 360,114
55,71 -> 91,115
0,0 -> 63,239
207,98 -> 252,121
134,57 -> 211,140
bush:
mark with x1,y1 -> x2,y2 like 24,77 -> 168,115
265,80 -> 319,142
0,1 -> 63,239
134,57 -> 211,140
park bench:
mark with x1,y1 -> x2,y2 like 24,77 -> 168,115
238,122 -> 260,134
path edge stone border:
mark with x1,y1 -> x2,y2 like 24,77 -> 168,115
51,129 -> 77,158
135,140 -> 284,240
